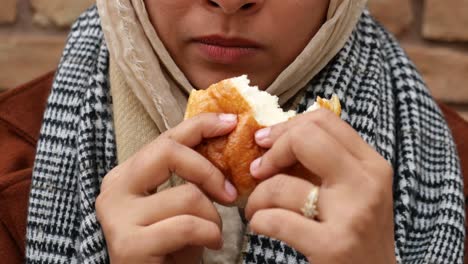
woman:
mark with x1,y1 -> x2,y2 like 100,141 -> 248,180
25,0 -> 465,263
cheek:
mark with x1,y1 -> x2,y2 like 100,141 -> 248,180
145,0 -> 193,37
143,0 -> 330,89
266,1 -> 329,59
271,0 -> 329,52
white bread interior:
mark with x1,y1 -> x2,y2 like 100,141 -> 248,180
228,75 -> 339,125
229,75 -> 296,126
185,75 -> 341,207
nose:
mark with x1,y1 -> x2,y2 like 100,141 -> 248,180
207,0 -> 264,15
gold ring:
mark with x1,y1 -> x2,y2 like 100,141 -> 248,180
301,185 -> 319,219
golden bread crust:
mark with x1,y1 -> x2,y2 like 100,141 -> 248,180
185,80 -> 262,207
316,94 -> 342,116
185,79 -> 341,207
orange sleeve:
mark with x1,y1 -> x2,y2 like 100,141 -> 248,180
0,221 -> 22,264
0,72 -> 54,263
0,126 -> 34,263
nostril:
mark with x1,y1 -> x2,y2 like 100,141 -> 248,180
208,0 -> 219,7
241,3 -> 255,10
207,1 -> 260,13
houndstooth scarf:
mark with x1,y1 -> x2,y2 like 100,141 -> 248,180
25,5 -> 465,264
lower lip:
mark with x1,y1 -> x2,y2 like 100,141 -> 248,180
196,43 -> 258,64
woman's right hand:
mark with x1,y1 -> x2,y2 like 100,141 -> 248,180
96,113 -> 239,264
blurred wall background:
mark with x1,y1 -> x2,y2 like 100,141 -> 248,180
0,0 -> 94,90
0,0 -> 467,119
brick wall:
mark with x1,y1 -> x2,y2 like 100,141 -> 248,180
0,0 -> 93,91
0,0 -> 467,119
369,0 -> 468,120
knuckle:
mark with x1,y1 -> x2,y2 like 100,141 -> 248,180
266,218 -> 282,236
251,210 -> 283,236
316,108 -> 334,122
366,178 -> 393,218
367,156 -> 394,182
191,113 -> 210,127
328,227 -> 357,259
270,123 -> 286,138
201,164 -> 220,188
95,192 -> 116,224
368,190 -> 384,214
177,216 -> 198,237
364,167 -> 393,208
100,172 -> 113,191
181,184 -> 206,205
127,138 -> 173,173
95,193 -> 108,220
261,174 -> 290,201
288,123 -> 314,146
100,166 -> 122,191
286,127 -> 303,154
350,213 -> 371,238
96,201 -> 130,245
156,138 -> 181,167
381,161 -> 394,181
158,137 -> 178,154
99,177 -> 109,191
108,232 -> 136,261
288,125 -> 304,139
159,130 -> 171,140
341,208 -> 373,243
99,213 -> 120,238
331,239 -> 355,260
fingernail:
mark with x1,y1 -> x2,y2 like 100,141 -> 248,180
224,180 -> 237,198
255,127 -> 271,141
219,113 -> 237,123
250,157 -> 262,177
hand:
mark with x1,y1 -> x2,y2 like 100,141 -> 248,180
245,109 -> 396,264
96,113 -> 239,264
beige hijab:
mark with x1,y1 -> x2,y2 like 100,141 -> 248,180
97,0 -> 367,162
96,0 -> 367,263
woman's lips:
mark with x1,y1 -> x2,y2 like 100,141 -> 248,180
197,43 -> 258,64
193,35 -> 261,64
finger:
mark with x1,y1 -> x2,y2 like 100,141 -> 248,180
255,109 -> 375,161
135,184 -> 222,228
244,174 -> 316,221
166,113 -> 238,147
250,122 -> 358,184
249,208 -> 324,258
137,215 -> 223,255
101,113 -> 237,194
122,139 -> 237,203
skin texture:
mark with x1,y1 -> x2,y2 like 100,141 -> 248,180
97,113 -> 239,263
246,109 -> 397,264
145,0 -> 329,90
97,1 -> 397,263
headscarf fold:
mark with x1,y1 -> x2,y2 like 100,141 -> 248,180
25,5 -> 465,264
96,0 -> 367,162
96,1 -> 367,262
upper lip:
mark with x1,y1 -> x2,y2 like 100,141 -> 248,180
194,35 -> 261,48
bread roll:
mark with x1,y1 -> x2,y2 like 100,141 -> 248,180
185,75 -> 341,207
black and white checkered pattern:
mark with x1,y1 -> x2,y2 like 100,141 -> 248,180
26,6 -> 465,264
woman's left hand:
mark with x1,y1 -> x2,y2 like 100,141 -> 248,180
245,109 -> 397,264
